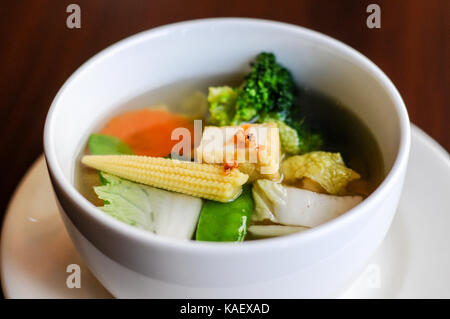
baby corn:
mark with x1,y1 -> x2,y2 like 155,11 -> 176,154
81,155 -> 249,202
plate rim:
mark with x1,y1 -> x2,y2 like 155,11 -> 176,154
1,124 -> 449,298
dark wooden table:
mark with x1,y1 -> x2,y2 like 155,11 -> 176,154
0,0 -> 448,249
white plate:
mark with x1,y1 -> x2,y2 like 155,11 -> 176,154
1,125 -> 449,299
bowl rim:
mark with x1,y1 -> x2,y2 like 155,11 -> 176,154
44,17 -> 410,254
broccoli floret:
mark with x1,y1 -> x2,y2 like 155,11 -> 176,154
207,86 -> 238,126
232,52 -> 296,124
206,53 -> 324,154
260,116 -> 323,155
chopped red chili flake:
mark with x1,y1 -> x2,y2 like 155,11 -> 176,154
224,162 -> 239,175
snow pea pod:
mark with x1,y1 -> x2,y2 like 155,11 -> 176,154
88,134 -> 134,156
88,134 -> 134,186
196,185 -> 253,242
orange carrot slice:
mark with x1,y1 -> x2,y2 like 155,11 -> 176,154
100,109 -> 194,157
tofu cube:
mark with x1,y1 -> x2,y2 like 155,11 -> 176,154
196,123 -> 280,180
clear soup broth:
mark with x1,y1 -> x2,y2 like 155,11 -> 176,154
75,73 -> 384,241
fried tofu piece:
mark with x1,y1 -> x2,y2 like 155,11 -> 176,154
196,123 -> 280,180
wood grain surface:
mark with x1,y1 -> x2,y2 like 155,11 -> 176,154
0,0 -> 448,234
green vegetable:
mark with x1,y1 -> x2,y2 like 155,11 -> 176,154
275,120 -> 301,154
207,86 -> 238,126
206,52 -> 324,154
233,52 -> 296,124
282,152 -> 360,195
252,179 -> 286,222
259,115 -> 323,154
94,173 -> 202,239
88,134 -> 134,185
196,185 -> 253,242
88,134 -> 134,156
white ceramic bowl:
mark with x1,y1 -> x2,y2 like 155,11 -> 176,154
44,18 -> 410,298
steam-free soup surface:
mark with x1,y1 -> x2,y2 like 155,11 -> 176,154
75,74 -> 384,239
